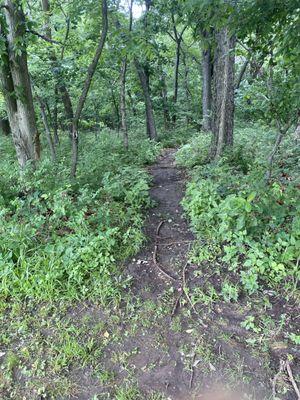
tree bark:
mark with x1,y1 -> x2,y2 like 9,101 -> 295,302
70,0 -> 108,177
119,0 -> 133,149
41,0 -> 74,138
160,70 -> 170,130
0,0 -> 40,169
170,15 -> 187,125
211,27 -> 235,159
53,85 -> 59,144
182,48 -> 191,125
202,45 -> 213,131
235,58 -> 249,90
36,95 -> 56,161
135,60 -> 157,141
120,59 -> 128,148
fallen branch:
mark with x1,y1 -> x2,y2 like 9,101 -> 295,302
286,360 -> 300,399
272,360 -> 285,399
156,219 -> 165,237
272,359 -> 300,400
153,220 -> 177,281
189,352 -> 196,389
152,245 -> 177,281
171,291 -> 182,316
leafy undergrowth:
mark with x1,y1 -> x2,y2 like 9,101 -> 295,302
0,130 -> 160,302
177,122 -> 300,322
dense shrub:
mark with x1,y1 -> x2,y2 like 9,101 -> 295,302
0,130 -> 160,302
179,125 -> 300,294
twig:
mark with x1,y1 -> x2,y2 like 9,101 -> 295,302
156,220 -> 165,237
285,360 -> 300,399
159,240 -> 193,247
189,352 -> 196,389
27,29 -> 61,45
171,292 -> 182,316
152,245 -> 177,281
182,244 -> 197,313
153,220 -> 177,281
272,360 -> 285,399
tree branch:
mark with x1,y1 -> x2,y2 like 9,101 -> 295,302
27,29 -> 61,45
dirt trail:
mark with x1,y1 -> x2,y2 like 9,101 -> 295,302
71,148 -> 299,400
125,148 -> 196,398
127,148 -> 193,298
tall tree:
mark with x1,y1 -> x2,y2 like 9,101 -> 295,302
168,14 -> 187,125
70,0 -> 108,177
0,0 -> 40,169
201,31 -> 213,131
41,0 -> 74,139
120,0 -> 133,149
211,27 -> 235,159
134,0 -> 157,140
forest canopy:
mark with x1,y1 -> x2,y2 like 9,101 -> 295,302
0,0 -> 299,399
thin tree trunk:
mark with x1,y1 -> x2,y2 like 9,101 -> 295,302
235,58 -> 249,90
110,85 -> 120,130
161,71 -> 170,130
202,45 -> 213,131
173,40 -> 181,124
134,60 -> 157,141
71,0 -> 108,177
36,96 -> 56,161
266,132 -> 284,182
53,85 -> 59,144
182,49 -> 191,125
120,59 -> 128,148
41,0 -> 74,138
119,0 -> 133,149
127,90 -> 137,116
211,27 -> 235,159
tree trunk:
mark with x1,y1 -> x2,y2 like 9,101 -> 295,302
71,0 -> 108,177
120,59 -> 128,149
172,40 -> 181,124
37,96 -> 56,161
135,60 -> 157,141
0,1 -> 40,169
41,0 -> 74,138
182,49 -> 191,125
0,118 -> 10,135
53,85 -> 59,144
160,71 -> 170,130
211,27 -> 235,159
235,58 -> 249,90
202,45 -> 213,131
119,0 -> 133,149
110,85 -> 120,130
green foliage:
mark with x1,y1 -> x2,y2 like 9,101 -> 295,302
0,131 -> 159,302
175,132 -> 210,167
181,125 -> 300,295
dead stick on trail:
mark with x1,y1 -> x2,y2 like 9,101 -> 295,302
171,292 -> 182,316
189,352 -> 196,389
286,360 -> 300,399
272,360 -> 285,399
153,220 -> 177,281
272,360 -> 300,400
152,245 -> 177,281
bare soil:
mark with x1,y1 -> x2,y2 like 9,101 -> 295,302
69,148 -> 299,399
